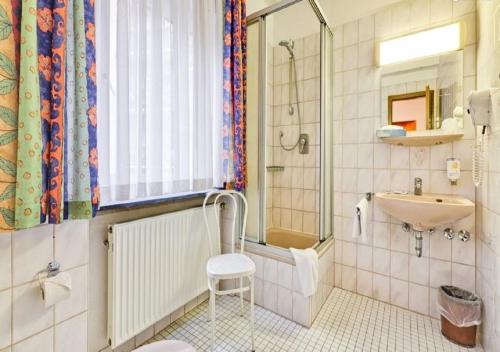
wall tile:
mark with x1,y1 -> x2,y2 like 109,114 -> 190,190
358,91 -> 374,117
372,274 -> 390,302
55,266 -> 88,324
374,144 -> 390,169
390,278 -> 409,309
430,0 -> 452,23
135,326 -> 154,348
263,281 -> 277,312
343,45 -> 358,71
373,248 -> 390,275
429,287 -> 439,318
409,283 -> 429,315
12,328 -> 53,352
54,313 -> 87,352
390,224 -> 409,253
390,252 -> 409,281
0,289 -> 10,349
12,226 -> 53,286
390,145 -> 410,169
0,234 -> 10,293
341,266 -> 356,292
373,222 -> 390,249
292,292 -> 310,326
391,1 -> 410,34
452,234 -> 475,266
343,21 -> 359,47
358,16 -> 374,42
341,241 -> 357,267
356,269 -> 373,297
429,259 -> 451,288
409,0 -> 430,29
430,233 -> 452,261
409,255 -> 429,286
343,70 -> 358,95
452,263 -> 475,293
277,287 -> 293,320
12,283 -> 53,343
374,9 -> 392,39
263,258 -> 278,283
55,220 -> 89,271
357,245 -> 372,271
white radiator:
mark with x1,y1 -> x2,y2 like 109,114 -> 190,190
107,205 -> 220,348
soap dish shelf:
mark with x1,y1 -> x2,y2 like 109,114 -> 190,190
379,131 -> 464,146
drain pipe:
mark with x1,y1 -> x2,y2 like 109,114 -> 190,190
413,230 -> 423,258
402,223 -> 426,257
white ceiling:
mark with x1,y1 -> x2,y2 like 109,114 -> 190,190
247,0 -> 403,26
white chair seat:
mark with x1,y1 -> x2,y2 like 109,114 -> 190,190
203,190 -> 255,351
133,340 -> 196,352
207,253 -> 255,279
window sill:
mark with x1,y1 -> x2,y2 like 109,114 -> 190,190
98,190 -> 210,212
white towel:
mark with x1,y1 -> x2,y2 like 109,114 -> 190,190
352,198 -> 369,242
290,248 -> 319,297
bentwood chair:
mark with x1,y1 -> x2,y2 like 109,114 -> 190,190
202,190 -> 255,352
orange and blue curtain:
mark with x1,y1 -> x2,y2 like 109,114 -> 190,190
0,0 -> 98,231
222,0 -> 247,191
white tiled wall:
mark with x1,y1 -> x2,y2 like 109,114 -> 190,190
333,0 -> 477,318
475,0 -> 500,350
268,33 -> 321,235
0,220 -> 89,352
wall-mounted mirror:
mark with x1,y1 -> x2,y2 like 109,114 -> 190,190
388,86 -> 434,131
381,51 -> 463,131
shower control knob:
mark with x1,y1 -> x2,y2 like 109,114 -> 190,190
443,228 -> 455,240
458,230 -> 470,242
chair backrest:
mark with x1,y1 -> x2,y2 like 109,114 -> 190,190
202,190 -> 248,257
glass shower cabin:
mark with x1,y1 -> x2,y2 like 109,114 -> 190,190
245,0 -> 334,251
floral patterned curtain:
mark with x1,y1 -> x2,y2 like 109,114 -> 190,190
0,0 -> 20,230
0,0 -> 98,232
222,0 -> 247,191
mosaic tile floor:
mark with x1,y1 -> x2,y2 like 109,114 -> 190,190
148,288 -> 483,352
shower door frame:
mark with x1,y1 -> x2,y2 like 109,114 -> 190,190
247,0 -> 334,246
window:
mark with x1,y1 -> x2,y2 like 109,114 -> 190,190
96,0 -> 223,205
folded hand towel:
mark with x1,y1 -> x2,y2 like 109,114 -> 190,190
352,198 -> 369,242
290,248 -> 319,297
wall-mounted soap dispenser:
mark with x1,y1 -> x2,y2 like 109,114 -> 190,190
447,158 -> 460,185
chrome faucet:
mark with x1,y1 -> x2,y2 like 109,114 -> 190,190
414,178 -> 422,196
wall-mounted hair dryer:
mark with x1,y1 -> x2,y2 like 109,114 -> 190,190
467,89 -> 498,187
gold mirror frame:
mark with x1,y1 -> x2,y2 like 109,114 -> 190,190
388,86 -> 435,130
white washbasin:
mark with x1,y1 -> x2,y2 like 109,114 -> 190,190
375,192 -> 475,231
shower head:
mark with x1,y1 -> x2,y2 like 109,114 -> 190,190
279,39 -> 294,58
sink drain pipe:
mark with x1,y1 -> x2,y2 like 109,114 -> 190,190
414,230 -> 423,257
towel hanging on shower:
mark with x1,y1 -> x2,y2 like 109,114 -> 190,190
290,247 -> 318,297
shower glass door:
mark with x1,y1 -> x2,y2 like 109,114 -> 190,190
246,0 -> 334,249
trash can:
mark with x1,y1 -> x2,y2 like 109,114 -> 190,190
437,285 -> 481,347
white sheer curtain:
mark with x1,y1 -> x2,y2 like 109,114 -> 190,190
96,0 -> 223,205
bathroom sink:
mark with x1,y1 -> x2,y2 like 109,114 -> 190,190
375,192 -> 475,231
